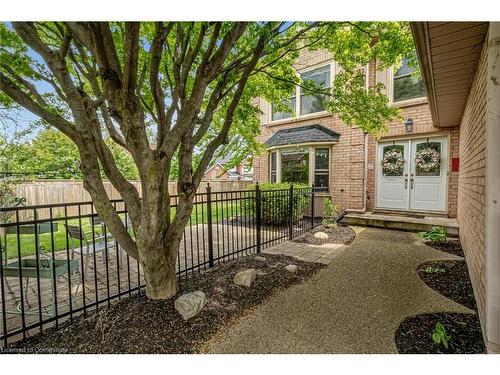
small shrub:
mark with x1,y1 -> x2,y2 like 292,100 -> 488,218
0,180 -> 18,223
322,197 -> 338,228
244,182 -> 311,225
432,322 -> 451,349
423,266 -> 445,274
418,226 -> 447,243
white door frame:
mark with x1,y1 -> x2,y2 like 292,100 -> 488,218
375,135 -> 450,213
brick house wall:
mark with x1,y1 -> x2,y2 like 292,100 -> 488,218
456,40 -> 488,325
204,164 -> 229,181
253,49 -> 459,217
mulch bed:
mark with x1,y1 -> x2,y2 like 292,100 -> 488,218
395,244 -> 485,354
395,312 -> 485,354
417,260 -> 477,311
292,224 -> 356,246
425,240 -> 464,257
4,254 -> 324,354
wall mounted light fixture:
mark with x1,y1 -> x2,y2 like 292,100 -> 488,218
405,117 -> 414,133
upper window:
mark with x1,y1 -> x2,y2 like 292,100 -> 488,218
271,63 -> 331,121
393,58 -> 425,102
271,97 -> 296,121
300,65 -> 331,115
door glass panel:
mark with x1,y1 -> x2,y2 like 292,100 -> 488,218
381,145 -> 405,176
415,142 -> 441,176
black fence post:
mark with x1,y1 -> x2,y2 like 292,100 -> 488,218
288,184 -> 294,240
255,182 -> 262,253
311,183 -> 315,229
206,183 -> 214,268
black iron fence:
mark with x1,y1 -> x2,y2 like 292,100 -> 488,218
0,184 -> 316,346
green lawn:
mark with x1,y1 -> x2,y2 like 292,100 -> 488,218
1,202 -> 241,260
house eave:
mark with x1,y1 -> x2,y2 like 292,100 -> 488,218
411,22 -> 441,128
410,22 -> 489,128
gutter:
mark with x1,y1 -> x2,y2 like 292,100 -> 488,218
410,22 -> 441,127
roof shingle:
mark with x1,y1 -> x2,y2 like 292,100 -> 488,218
265,124 -> 340,148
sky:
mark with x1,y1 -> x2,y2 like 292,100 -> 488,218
2,22 -> 48,141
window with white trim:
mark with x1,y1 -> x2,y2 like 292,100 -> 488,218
270,151 -> 277,182
299,65 -> 330,115
314,148 -> 330,192
271,63 -> 332,121
271,97 -> 296,121
393,58 -> 425,102
281,147 -> 310,184
269,146 -> 330,191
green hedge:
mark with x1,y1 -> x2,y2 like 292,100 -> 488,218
245,182 -> 311,225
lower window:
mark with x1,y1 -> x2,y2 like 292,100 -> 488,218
269,146 -> 330,191
281,147 -> 310,184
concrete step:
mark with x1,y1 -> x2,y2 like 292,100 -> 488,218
343,212 -> 459,237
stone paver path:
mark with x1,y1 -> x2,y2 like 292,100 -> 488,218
263,238 -> 349,265
204,226 -> 474,353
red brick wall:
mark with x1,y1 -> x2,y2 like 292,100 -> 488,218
203,165 -> 229,181
253,51 -> 459,216
254,113 -> 367,210
457,40 -> 488,326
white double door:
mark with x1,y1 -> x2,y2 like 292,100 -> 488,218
376,137 -> 448,212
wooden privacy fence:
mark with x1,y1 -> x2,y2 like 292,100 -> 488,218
9,180 -> 252,221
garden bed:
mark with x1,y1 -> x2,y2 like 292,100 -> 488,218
395,312 -> 485,354
395,239 -> 485,354
417,260 -> 477,311
4,254 -> 324,354
292,224 -> 356,246
424,239 -> 464,257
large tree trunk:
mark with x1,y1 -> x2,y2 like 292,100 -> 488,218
136,203 -> 193,299
135,154 -> 194,299
137,231 -> 178,299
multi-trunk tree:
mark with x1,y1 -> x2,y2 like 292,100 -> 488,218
0,22 -> 414,299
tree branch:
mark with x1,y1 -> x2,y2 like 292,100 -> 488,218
0,71 -> 76,139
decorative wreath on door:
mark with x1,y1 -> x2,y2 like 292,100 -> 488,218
382,149 -> 405,175
415,147 -> 441,172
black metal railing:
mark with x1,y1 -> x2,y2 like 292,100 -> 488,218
0,184 -> 317,346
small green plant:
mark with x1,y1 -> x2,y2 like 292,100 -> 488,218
418,226 -> 448,243
432,322 -> 451,349
423,266 -> 445,274
322,197 -> 338,228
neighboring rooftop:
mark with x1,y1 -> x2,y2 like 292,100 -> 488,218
265,124 -> 340,148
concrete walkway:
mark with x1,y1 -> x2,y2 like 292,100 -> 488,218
204,227 -> 473,353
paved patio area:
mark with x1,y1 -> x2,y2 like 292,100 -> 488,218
1,221 -> 305,343
204,226 -> 473,353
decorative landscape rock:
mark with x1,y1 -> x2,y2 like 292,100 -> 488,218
254,256 -> 268,262
285,264 -> 298,274
174,291 -> 207,321
313,231 -> 329,239
233,269 -> 257,287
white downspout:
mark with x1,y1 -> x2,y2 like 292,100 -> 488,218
486,22 -> 500,354
346,132 -> 368,213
